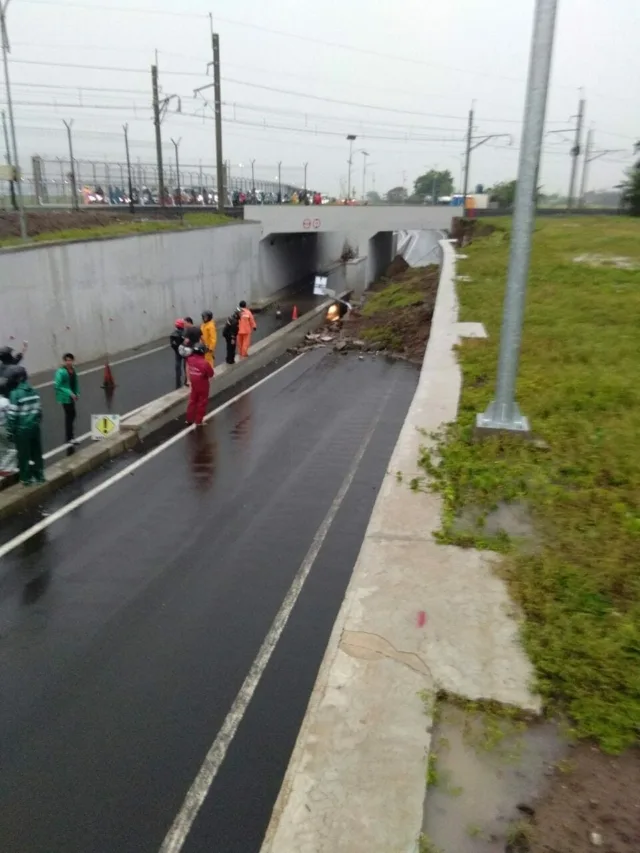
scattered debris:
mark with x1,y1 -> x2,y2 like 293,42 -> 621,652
589,832 -> 603,847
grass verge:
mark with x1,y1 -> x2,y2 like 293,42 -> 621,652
0,211 -> 233,247
420,216 -> 640,752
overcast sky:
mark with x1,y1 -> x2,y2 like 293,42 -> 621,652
2,0 -> 638,196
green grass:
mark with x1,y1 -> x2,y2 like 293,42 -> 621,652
420,216 -> 640,753
362,280 -> 424,315
0,211 -> 233,247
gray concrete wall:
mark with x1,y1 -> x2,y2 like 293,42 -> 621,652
247,204 -> 452,242
0,223 -> 262,374
366,231 -> 395,285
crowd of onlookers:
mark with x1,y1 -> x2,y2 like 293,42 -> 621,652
170,302 -> 257,426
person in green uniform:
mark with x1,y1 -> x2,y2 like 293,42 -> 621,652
6,365 -> 44,485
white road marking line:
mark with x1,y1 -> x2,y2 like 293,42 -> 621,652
158,383 -> 392,853
42,403 -> 146,461
34,321 -> 229,389
0,355 -> 305,561
33,345 -> 168,389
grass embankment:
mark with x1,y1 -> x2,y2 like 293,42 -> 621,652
420,217 -> 640,752
345,262 -> 439,360
0,211 -> 233,247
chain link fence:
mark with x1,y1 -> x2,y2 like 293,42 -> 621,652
2,156 -> 306,209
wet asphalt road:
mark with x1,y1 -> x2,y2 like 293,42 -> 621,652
0,349 -> 418,853
33,283 -> 325,456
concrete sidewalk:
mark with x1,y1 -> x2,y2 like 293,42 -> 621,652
260,241 -> 539,853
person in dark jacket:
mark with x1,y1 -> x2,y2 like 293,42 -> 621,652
185,343 -> 213,426
54,352 -> 80,444
0,342 -> 28,384
6,365 -> 44,485
222,308 -> 241,365
170,318 -> 187,389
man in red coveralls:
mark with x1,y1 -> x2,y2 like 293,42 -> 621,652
185,343 -> 213,426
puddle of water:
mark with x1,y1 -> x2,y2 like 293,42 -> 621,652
422,704 -> 567,852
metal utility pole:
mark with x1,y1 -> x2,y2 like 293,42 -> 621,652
210,18 -> 225,212
151,61 -> 180,206
346,134 -> 356,201
462,106 -> 511,216
277,161 -> 282,202
123,123 -> 134,214
1,109 -> 17,209
476,0 -> 559,435
251,158 -> 256,192
1,0 -> 27,238
567,96 -> 585,209
360,150 -> 369,201
62,119 -> 79,211
171,137 -> 182,220
151,63 -> 165,205
462,108 -> 473,215
303,161 -> 308,194
578,129 -> 624,206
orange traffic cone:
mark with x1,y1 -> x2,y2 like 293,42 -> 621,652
292,305 -> 299,321
102,362 -> 116,390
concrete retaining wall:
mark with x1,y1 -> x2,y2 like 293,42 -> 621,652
0,223 -> 263,374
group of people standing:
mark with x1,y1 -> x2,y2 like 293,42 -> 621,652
0,343 -> 80,485
169,301 -> 257,426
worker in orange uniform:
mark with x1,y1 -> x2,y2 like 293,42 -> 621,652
236,300 -> 257,358
200,310 -> 217,369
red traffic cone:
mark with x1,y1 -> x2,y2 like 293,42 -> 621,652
292,305 -> 299,321
102,362 -> 116,389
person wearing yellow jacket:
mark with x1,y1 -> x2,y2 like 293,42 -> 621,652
200,310 -> 217,369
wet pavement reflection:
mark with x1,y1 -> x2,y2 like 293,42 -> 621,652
0,351 -> 418,853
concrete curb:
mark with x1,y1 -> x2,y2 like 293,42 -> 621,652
260,241 -> 539,853
0,298 -> 336,522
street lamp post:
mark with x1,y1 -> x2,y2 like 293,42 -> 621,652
346,134 -> 356,201
251,158 -> 256,192
360,150 -> 369,201
171,137 -> 182,220
277,161 -> 282,202
0,0 -> 27,239
476,0 -> 559,435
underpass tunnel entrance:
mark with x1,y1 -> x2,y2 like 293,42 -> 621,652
258,231 -> 321,310
367,231 -> 395,286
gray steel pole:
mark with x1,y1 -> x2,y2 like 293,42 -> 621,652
211,22 -> 225,212
123,123 -> 134,214
361,150 -> 368,201
277,160 -> 282,202
251,158 -> 256,192
567,97 -> 585,209
462,108 -> 473,216
346,134 -> 356,201
63,119 -> 79,211
171,137 -> 182,220
303,161 -> 308,194
578,127 -> 592,207
151,64 -> 166,205
1,2 -> 27,238
1,108 -> 16,209
476,0 -> 559,434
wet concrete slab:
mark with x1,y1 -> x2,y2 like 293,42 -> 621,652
0,350 -> 417,853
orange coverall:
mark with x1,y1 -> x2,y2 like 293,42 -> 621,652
237,307 -> 257,358
200,319 -> 217,368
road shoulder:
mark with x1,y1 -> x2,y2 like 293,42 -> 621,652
260,240 -> 539,853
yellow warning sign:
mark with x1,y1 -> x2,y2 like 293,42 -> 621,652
91,414 -> 121,441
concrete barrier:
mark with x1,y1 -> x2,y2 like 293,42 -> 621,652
0,297 -> 337,522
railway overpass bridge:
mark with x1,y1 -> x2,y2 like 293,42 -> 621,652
246,204 -> 454,296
